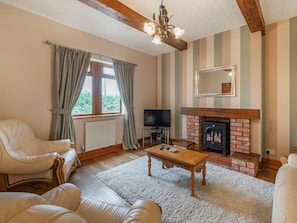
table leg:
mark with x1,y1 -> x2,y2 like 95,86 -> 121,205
202,160 -> 206,185
148,155 -> 151,176
190,168 -> 195,196
166,129 -> 169,144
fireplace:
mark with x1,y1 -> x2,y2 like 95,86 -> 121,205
181,107 -> 261,176
181,107 -> 260,153
202,121 -> 230,156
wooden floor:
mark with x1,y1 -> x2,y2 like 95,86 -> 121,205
69,148 -> 146,207
69,145 -> 278,207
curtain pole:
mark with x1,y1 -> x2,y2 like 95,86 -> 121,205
44,40 -> 138,67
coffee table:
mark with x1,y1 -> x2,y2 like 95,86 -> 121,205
145,144 -> 209,196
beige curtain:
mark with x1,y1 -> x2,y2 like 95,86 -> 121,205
50,45 -> 91,142
112,59 -> 139,150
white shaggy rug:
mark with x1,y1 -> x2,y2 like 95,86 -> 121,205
96,156 -> 274,223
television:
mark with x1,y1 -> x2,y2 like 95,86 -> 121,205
144,109 -> 171,128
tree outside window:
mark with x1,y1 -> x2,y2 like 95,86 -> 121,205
72,60 -> 121,116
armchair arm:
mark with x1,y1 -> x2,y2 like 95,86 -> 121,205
0,152 -> 59,175
42,183 -> 81,211
288,153 -> 297,169
280,156 -> 288,165
32,139 -> 73,154
123,200 -> 162,223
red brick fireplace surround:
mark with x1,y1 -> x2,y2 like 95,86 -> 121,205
181,107 -> 261,176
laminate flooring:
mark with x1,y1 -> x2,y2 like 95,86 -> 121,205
69,146 -> 277,207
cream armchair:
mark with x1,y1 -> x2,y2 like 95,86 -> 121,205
0,119 -> 79,194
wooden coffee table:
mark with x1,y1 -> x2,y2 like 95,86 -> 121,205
145,144 -> 209,196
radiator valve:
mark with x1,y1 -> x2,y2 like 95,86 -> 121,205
81,145 -> 85,153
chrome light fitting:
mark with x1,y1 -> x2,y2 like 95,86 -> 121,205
144,0 -> 184,45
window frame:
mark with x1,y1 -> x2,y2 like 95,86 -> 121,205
72,60 -> 122,117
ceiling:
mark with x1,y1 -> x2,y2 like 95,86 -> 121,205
1,0 -> 297,56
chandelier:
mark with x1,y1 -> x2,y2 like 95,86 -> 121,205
144,0 -> 184,45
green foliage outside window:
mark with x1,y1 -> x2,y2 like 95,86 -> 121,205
102,95 -> 121,113
72,92 -> 120,114
72,92 -> 92,114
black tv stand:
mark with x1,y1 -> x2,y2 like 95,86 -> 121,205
142,127 -> 170,148
151,127 -> 161,130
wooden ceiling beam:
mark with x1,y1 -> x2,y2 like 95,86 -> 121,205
79,0 -> 188,51
236,0 -> 265,35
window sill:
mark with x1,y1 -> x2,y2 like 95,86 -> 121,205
72,114 -> 124,120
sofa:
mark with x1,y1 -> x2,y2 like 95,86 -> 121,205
272,153 -> 297,223
0,183 -> 162,223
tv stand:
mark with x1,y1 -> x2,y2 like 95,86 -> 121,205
142,127 -> 170,148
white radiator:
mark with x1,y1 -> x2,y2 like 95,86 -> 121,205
84,120 -> 116,152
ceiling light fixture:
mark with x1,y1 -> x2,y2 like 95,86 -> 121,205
144,0 -> 184,45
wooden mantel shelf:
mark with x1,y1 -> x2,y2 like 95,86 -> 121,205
181,107 -> 260,120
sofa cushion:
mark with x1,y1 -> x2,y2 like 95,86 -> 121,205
0,192 -> 48,223
0,183 -> 163,223
76,197 -> 130,223
0,187 -> 86,223
6,204 -> 87,223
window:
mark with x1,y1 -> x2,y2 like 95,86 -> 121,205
72,60 -> 121,116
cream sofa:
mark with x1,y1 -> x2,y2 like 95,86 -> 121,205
0,183 -> 162,223
272,153 -> 297,223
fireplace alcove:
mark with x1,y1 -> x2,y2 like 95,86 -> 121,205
181,107 -> 261,176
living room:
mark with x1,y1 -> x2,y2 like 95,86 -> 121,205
1,1 -> 297,222
1,1 -> 297,162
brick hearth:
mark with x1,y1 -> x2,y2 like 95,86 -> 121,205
181,107 -> 260,176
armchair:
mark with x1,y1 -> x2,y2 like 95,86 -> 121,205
0,119 -> 79,194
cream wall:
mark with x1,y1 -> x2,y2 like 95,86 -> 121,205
0,3 -> 157,152
265,19 -> 293,159
276,20 -> 290,158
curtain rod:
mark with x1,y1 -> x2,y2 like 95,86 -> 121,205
44,40 -> 137,67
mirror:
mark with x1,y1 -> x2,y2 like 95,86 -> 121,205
195,65 -> 236,97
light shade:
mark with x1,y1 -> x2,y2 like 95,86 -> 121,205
173,27 -> 185,39
144,22 -> 155,36
152,35 -> 161,45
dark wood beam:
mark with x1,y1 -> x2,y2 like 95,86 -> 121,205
180,107 -> 260,120
236,0 -> 265,35
79,0 -> 188,51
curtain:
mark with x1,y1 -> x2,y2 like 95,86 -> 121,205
50,45 -> 91,142
112,59 -> 139,150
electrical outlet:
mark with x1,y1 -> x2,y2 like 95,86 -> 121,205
266,148 -> 275,155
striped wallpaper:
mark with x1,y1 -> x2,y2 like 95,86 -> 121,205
290,17 -> 297,154
158,16 -> 297,159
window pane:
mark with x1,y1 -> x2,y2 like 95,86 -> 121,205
103,66 -> 115,76
72,76 -> 93,115
102,78 -> 120,113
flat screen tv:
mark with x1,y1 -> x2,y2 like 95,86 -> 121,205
144,109 -> 171,128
